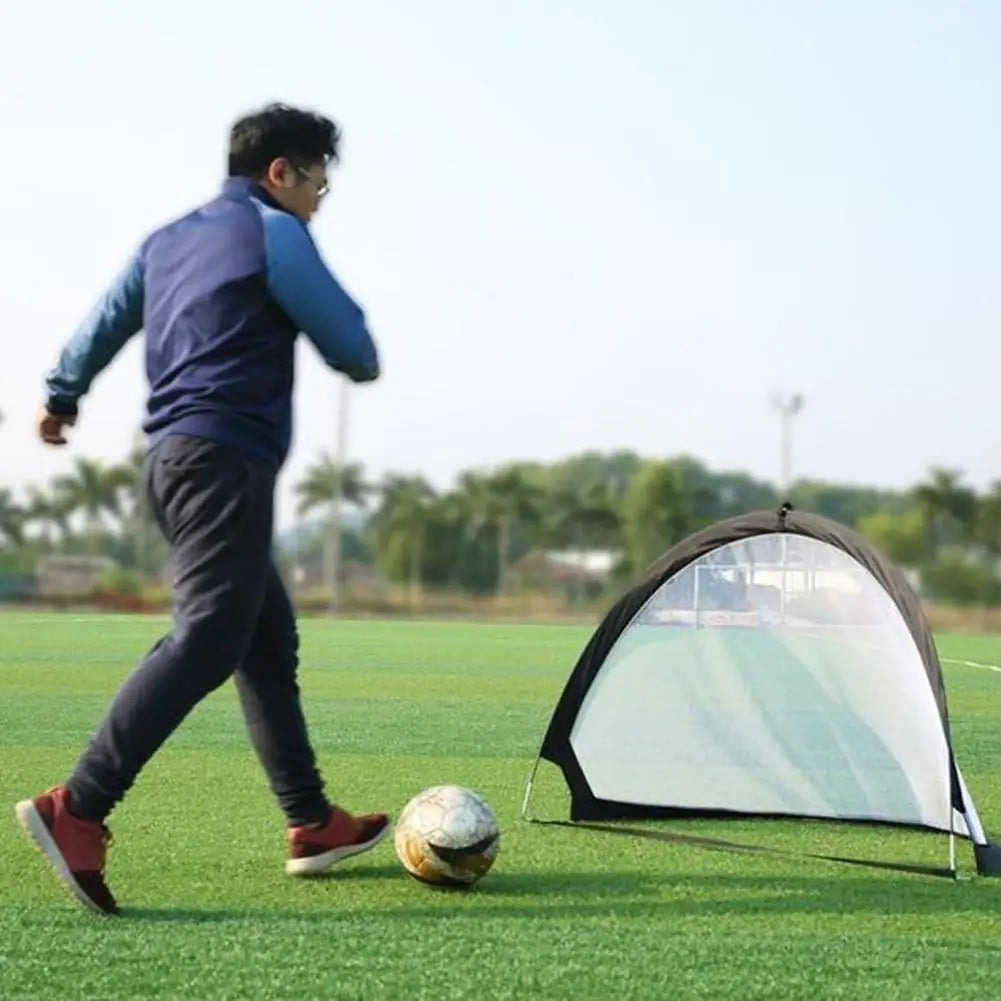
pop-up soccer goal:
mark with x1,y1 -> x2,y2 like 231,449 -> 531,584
524,505 -> 1001,878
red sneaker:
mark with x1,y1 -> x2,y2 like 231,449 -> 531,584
14,786 -> 118,916
286,806 -> 390,876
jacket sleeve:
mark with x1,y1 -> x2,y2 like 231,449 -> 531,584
44,249 -> 146,415
261,210 -> 380,383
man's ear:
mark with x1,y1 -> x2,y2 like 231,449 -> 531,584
265,158 -> 294,188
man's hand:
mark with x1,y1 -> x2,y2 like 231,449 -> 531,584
37,407 -> 76,446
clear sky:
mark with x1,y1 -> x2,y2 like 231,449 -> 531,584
1,0 -> 998,529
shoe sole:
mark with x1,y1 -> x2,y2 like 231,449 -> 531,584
285,820 -> 391,876
14,800 -> 115,917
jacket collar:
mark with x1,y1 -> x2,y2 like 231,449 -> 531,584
221,176 -> 290,214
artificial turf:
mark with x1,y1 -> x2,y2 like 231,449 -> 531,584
1,614 -> 1000,1000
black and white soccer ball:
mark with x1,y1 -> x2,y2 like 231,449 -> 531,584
394,785 -> 500,888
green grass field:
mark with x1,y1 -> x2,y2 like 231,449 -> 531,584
2,614 -> 1001,1000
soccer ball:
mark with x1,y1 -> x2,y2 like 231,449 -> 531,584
394,785 -> 500,888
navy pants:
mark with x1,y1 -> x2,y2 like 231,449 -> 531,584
65,434 -> 330,827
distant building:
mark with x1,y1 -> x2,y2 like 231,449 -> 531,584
36,555 -> 114,596
513,549 -> 619,595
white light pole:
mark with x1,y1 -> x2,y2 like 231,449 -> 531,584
771,393 -> 805,497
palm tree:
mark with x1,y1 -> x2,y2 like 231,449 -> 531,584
912,468 -> 977,555
294,454 -> 369,515
372,475 -> 436,607
426,487 -> 482,589
544,482 -> 622,601
451,467 -> 545,596
0,489 -> 24,548
23,485 -> 72,549
116,438 -> 158,576
453,470 -> 495,542
294,453 -> 369,608
974,481 -> 1001,559
484,465 -> 543,597
53,457 -> 132,553
546,481 -> 622,550
622,460 -> 695,575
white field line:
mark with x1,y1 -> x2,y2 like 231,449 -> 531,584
941,657 -> 1001,675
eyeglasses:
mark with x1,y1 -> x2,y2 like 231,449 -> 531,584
294,166 -> 329,198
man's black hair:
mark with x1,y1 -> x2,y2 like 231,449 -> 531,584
228,103 -> 341,178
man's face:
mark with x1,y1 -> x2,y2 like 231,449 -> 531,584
264,158 -> 329,223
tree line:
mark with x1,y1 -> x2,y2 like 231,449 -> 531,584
1,445 -> 999,605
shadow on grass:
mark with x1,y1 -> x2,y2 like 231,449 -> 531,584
300,863 -> 404,882
124,867 -> 657,923
120,865 -> 1001,925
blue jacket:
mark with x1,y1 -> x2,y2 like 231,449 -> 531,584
44,177 -> 380,468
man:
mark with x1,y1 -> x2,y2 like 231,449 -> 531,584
14,103 -> 390,917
